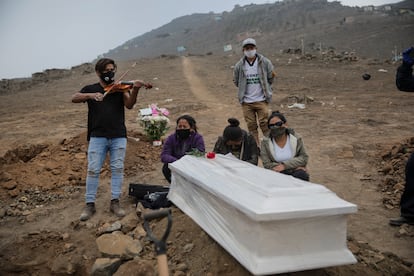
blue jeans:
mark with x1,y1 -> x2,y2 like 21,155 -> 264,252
85,137 -> 127,203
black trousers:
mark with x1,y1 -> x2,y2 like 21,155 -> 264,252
162,163 -> 172,183
281,168 -> 310,181
401,152 -> 414,218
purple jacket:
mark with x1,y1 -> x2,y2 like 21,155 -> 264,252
161,131 -> 205,164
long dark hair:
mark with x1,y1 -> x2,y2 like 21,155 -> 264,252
176,115 -> 198,132
223,118 -> 242,142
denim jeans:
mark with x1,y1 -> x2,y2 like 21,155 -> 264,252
85,137 -> 127,203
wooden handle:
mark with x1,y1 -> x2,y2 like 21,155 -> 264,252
157,254 -> 169,276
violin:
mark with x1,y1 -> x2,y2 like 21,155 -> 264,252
103,81 -> 153,97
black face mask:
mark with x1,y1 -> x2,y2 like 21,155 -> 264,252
230,145 -> 242,151
100,71 -> 115,85
176,129 -> 191,139
270,127 -> 286,138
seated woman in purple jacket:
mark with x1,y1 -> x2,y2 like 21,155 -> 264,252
161,115 -> 205,183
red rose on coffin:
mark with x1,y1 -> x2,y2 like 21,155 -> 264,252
206,152 -> 216,159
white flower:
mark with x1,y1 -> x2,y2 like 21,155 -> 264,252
137,106 -> 170,141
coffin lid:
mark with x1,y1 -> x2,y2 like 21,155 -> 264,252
169,154 -> 357,221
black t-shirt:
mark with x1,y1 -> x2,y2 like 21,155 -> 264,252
80,83 -> 127,140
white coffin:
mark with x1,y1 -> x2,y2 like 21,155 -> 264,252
168,154 -> 357,275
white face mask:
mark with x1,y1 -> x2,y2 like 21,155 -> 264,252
244,49 -> 256,58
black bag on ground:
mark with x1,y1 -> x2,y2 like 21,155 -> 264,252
142,191 -> 172,209
128,183 -> 172,209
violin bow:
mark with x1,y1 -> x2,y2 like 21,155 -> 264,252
103,62 -> 137,97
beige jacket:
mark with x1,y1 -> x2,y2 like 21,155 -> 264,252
260,129 -> 308,171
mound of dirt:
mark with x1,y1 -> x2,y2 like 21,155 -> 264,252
0,130 -> 161,207
378,137 -> 414,211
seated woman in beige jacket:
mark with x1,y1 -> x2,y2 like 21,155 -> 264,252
260,111 -> 309,181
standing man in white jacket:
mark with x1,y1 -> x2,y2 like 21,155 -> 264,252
233,38 -> 275,150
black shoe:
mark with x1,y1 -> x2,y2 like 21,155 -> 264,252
389,216 -> 414,226
110,199 -> 126,217
80,202 -> 96,221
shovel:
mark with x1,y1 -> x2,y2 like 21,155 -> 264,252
143,208 -> 172,276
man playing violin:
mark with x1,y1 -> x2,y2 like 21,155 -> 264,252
72,58 -> 152,221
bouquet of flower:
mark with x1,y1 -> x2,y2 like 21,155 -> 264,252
138,104 -> 170,143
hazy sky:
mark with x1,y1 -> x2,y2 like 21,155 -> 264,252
0,0 -> 402,79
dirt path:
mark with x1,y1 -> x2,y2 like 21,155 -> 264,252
182,57 -> 219,106
181,56 -> 251,148
181,56 -> 246,151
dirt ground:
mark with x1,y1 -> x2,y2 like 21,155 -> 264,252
0,53 -> 413,275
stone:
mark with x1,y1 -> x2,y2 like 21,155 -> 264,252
120,212 -> 139,234
91,258 -> 122,276
131,225 -> 147,240
0,172 -> 13,182
1,181 -> 17,190
50,254 -> 80,275
8,189 -> 20,198
96,233 -> 142,260
114,259 -> 154,276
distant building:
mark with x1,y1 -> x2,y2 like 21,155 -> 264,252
223,44 -> 232,52
177,46 -> 186,53
363,6 -> 374,12
343,16 -> 355,23
384,5 -> 391,11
